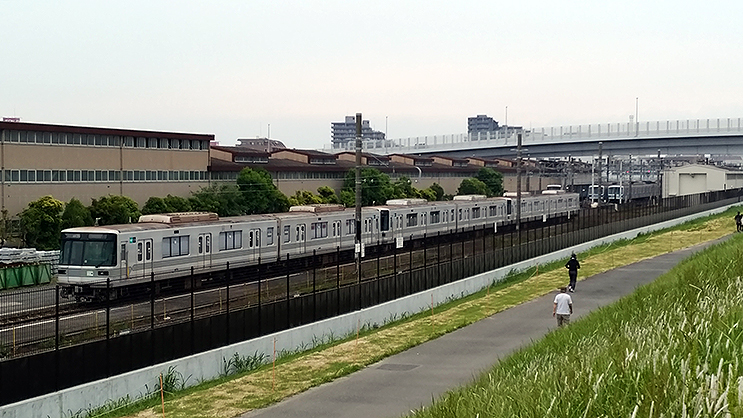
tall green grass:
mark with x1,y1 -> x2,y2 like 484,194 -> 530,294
411,234 -> 743,418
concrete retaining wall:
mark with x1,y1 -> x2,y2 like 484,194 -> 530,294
2,203 -> 738,418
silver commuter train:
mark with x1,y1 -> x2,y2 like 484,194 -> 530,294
57,192 -> 579,301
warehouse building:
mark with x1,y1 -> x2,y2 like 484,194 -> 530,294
0,121 -> 213,216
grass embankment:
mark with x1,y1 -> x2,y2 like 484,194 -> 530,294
99,209 -> 738,418
412,226 -> 743,417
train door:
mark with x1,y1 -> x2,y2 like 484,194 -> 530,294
506,200 -> 513,220
296,224 -> 306,254
136,238 -> 154,279
197,233 -> 212,269
332,220 -> 342,249
120,241 -> 128,279
378,209 -> 390,242
248,228 -> 261,262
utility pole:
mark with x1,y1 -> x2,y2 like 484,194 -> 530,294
597,142 -> 603,203
355,113 -> 363,281
628,154 -> 633,202
516,132 -> 522,230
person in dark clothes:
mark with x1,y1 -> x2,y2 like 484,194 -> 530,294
565,253 -> 580,292
735,212 -> 742,232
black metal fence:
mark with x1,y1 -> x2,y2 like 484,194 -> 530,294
0,189 -> 741,405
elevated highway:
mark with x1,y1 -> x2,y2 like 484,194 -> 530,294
338,118 -> 743,160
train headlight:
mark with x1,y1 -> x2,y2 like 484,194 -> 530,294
97,271 -> 110,276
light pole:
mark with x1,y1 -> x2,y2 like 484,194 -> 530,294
505,106 -> 508,140
355,113 -> 362,282
635,97 -> 639,136
516,132 -> 522,230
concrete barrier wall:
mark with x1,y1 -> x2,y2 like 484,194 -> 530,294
2,203 -> 738,418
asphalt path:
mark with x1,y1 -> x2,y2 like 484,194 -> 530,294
242,236 -> 729,418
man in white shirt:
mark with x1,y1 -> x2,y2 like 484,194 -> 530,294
553,287 -> 573,327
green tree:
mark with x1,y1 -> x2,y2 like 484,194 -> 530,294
427,183 -> 445,201
457,178 -> 489,196
141,197 -> 170,215
61,198 -> 93,229
288,190 -> 323,206
392,176 -> 421,199
341,168 -> 395,206
236,168 -> 289,214
163,194 -> 192,212
189,184 -> 246,217
89,195 -> 141,225
317,186 -> 340,204
418,188 -> 437,201
475,167 -> 504,197
20,195 -> 64,250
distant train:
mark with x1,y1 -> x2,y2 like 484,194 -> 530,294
585,182 -> 660,203
607,183 -> 660,203
57,192 -> 580,302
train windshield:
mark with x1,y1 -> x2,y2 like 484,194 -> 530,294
59,232 -> 117,267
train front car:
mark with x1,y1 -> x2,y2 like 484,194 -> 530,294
58,228 -> 119,301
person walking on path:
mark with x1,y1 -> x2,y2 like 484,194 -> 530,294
553,287 -> 573,327
565,253 -> 580,292
735,212 -> 742,232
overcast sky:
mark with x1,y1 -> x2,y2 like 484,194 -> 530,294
2,1 -> 742,150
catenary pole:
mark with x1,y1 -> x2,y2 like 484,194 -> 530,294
355,113 -> 362,282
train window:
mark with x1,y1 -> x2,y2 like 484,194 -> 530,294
120,243 -> 126,264
430,211 -> 440,224
249,231 -> 253,247
219,231 -> 242,250
198,236 -> 203,253
146,241 -> 152,261
162,236 -> 189,258
137,242 -> 143,262
267,227 -> 274,245
284,225 -> 291,242
472,207 -> 481,219
206,235 -> 211,253
296,226 -> 300,241
346,219 -> 355,235
458,209 -> 462,221
489,206 -> 497,217
311,222 -> 328,239
406,213 -> 418,227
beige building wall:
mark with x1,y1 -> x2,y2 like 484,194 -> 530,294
1,124 -> 212,217
662,164 -> 730,197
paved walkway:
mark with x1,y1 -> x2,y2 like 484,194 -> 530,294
242,238 -> 726,418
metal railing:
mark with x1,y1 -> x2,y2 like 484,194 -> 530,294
329,117 -> 743,155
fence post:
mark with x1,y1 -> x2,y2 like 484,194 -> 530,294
150,271 -> 155,366
336,246 -> 340,316
150,272 -> 155,330
286,254 -> 290,329
190,266 -> 194,354
226,261 -> 230,345
257,256 -> 262,335
394,242 -> 398,298
409,239 -> 414,294
376,240 -> 380,304
55,285 -> 60,391
437,232 -> 441,287
423,233 -> 427,288
313,250 -> 317,322
449,237 -> 453,283
106,277 -> 111,377
482,224 -> 486,272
